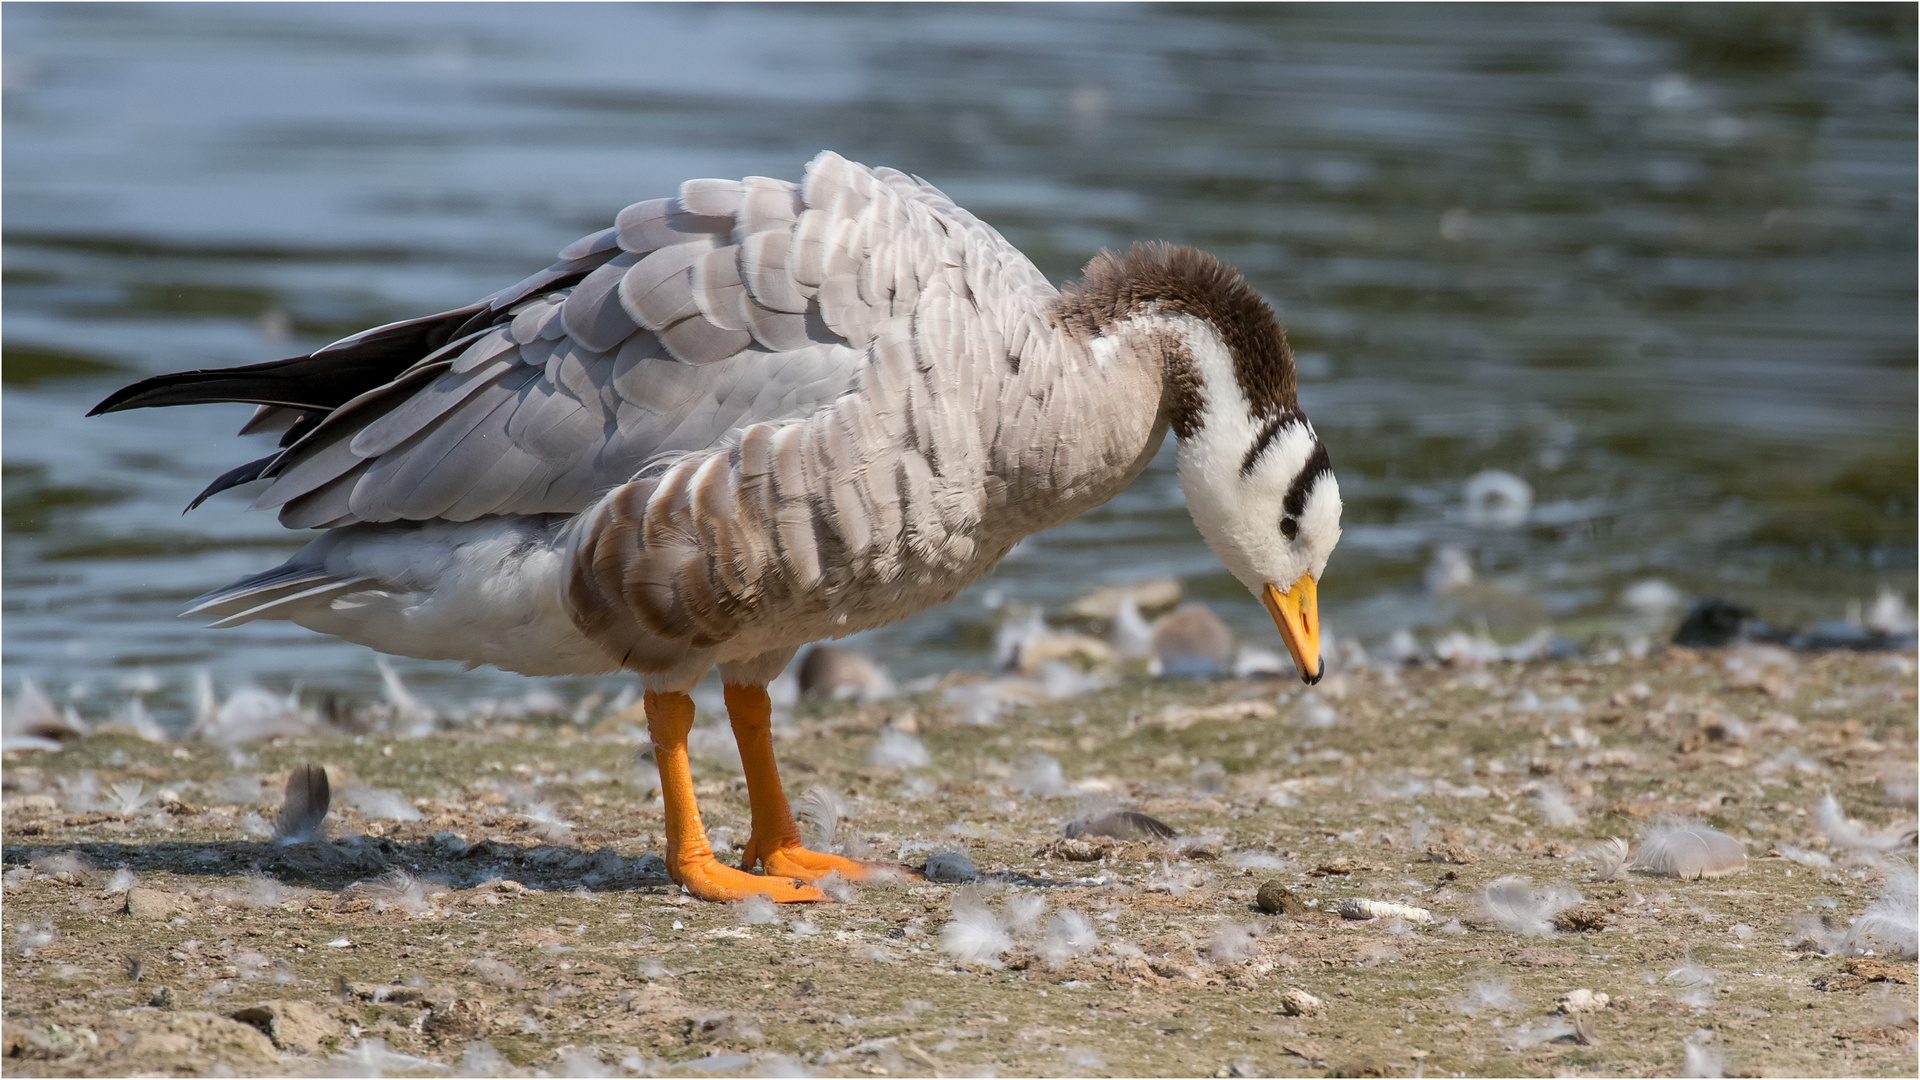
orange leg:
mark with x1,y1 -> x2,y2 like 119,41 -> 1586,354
726,683 -> 915,883
644,690 -> 821,903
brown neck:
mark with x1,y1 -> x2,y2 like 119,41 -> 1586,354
1053,241 -> 1297,426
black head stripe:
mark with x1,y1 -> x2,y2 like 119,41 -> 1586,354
1282,440 -> 1332,520
1239,408 -> 1303,476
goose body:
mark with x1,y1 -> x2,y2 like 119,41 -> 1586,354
95,151 -> 1343,901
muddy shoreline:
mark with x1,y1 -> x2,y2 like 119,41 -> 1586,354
4,648 -> 1915,1076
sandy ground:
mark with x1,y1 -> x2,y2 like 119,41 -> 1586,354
3,646 -> 1915,1077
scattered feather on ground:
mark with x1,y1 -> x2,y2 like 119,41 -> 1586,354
332,1036 -> 449,1076
1041,912 -> 1098,969
1063,808 -> 1176,840
1450,978 -> 1515,1016
1583,837 -> 1631,881
1634,822 -> 1747,879
1064,1047 -> 1106,1071
1815,794 -> 1918,854
1509,1018 -> 1575,1049
363,869 -> 431,914
735,895 -> 779,926
272,765 -> 329,845
868,728 -> 930,770
557,1048 -> 610,1078
467,957 -> 524,989
339,786 -> 423,822
1681,1028 -> 1725,1078
1207,922 -> 1259,962
1664,957 -> 1719,1008
458,1042 -> 515,1076
1843,863 -> 1918,959
1002,892 -> 1047,936
1477,875 -> 1582,936
1011,754 -> 1067,797
940,887 -> 1011,966
1772,844 -> 1832,870
793,787 -> 845,851
1532,783 -> 1584,827
108,781 -> 152,816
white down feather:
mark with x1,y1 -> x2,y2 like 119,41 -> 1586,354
277,517 -> 622,676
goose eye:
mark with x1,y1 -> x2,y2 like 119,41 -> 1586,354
1280,517 -> 1299,540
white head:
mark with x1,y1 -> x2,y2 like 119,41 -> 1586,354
1058,244 -> 1343,682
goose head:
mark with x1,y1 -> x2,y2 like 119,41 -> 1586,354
1059,243 -> 1343,683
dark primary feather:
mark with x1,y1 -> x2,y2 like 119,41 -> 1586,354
88,305 -> 491,416
272,765 -> 331,845
1064,809 -> 1177,841
186,453 -> 279,511
87,240 -> 625,422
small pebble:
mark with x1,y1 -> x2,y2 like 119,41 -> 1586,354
1255,879 -> 1307,916
1278,988 -> 1324,1016
1557,988 -> 1611,1014
923,850 -> 978,883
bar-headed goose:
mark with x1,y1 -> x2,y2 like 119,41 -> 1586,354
93,151 -> 1343,901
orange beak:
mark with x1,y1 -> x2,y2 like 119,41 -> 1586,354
1262,573 -> 1322,684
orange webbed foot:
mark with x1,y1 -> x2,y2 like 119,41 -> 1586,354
760,845 -> 918,884
673,856 -> 824,903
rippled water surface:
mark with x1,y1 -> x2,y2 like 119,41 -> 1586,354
6,4 -> 1915,714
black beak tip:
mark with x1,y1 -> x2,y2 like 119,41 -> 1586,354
1300,665 -> 1323,686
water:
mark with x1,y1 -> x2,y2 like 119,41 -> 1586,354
5,4 -> 1914,718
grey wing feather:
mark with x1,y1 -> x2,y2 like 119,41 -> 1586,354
738,230 -> 811,313
737,297 -> 816,353
616,198 -> 732,253
348,365 -> 546,521
690,247 -> 750,332
479,247 -> 624,313
257,399 -> 408,512
206,577 -> 378,628
656,316 -> 753,366
679,178 -> 745,218
246,151 -> 1057,530
350,355 -> 518,459
185,564 -> 351,619
561,253 -> 643,351
618,241 -> 721,332
557,226 -> 620,263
